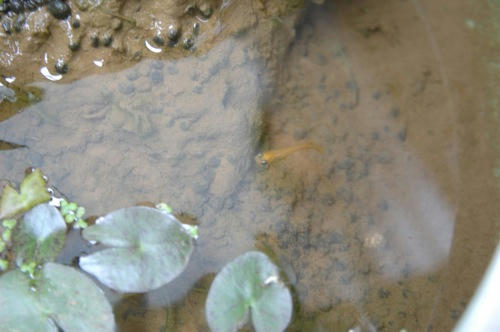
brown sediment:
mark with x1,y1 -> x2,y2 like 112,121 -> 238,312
0,0 -> 303,85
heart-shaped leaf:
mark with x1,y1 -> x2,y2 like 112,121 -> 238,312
13,203 -> 67,266
0,169 -> 50,219
0,263 -> 115,332
79,206 -> 195,293
205,251 -> 293,332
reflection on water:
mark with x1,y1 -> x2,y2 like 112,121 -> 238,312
0,0 -> 498,331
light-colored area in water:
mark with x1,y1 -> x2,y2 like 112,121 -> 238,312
0,0 -> 498,331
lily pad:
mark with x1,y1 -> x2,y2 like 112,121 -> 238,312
0,169 -> 50,219
205,251 -> 293,332
13,203 -> 67,266
0,263 -> 115,332
79,206 -> 195,293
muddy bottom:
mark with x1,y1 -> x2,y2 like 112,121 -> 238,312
0,0 -> 499,331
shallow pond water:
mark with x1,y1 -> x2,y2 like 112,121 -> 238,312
0,0 -> 499,331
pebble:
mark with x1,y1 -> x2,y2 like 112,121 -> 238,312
47,0 -> 71,20
193,22 -> 200,35
54,58 -> 68,74
90,32 -> 99,47
167,24 -> 179,41
71,18 -> 80,28
102,32 -> 113,47
182,35 -> 194,49
68,40 -> 80,51
152,34 -> 165,46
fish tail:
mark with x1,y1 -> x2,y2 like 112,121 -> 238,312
304,142 -> 324,154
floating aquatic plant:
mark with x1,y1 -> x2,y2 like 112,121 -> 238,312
79,206 -> 196,292
13,203 -> 66,272
205,251 -> 293,332
0,169 -> 50,219
0,170 -> 293,331
0,263 -> 115,331
59,199 -> 88,228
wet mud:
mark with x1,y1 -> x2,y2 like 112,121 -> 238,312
0,0 -> 499,331
0,0 -> 299,84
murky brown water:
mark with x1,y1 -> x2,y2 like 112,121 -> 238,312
1,0 -> 499,331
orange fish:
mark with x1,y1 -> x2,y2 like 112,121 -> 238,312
255,141 -> 324,168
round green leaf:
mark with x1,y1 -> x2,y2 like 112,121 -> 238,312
0,270 -> 58,331
0,263 -> 115,332
39,263 -> 115,331
79,206 -> 194,292
13,203 -> 67,265
205,251 -> 293,332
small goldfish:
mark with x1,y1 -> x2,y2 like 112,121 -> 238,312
255,141 -> 324,168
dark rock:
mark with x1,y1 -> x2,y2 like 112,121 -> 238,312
54,58 -> 68,74
71,18 -> 80,28
193,22 -> 200,35
152,34 -> 165,46
68,40 -> 79,51
90,33 -> 99,47
167,24 -> 179,41
47,0 -> 71,20
102,33 -> 113,47
182,35 -> 194,49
